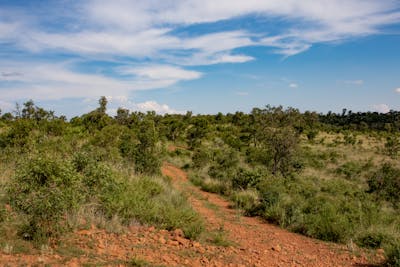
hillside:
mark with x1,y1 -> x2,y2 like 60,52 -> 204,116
0,99 -> 399,266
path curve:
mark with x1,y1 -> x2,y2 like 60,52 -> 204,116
162,162 -> 380,267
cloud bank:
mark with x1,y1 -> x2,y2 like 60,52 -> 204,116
0,0 -> 399,113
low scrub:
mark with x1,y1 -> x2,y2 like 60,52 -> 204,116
4,155 -> 203,245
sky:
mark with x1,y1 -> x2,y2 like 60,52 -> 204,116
0,0 -> 400,117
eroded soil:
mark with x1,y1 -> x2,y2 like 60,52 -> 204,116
0,163 -> 384,266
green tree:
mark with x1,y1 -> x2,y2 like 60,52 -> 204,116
134,119 -> 161,175
187,117 -> 209,149
81,96 -> 111,131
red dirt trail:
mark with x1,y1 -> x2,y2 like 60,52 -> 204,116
0,163 -> 383,266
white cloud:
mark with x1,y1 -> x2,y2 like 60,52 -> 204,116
372,104 -> 390,113
0,0 -> 400,111
106,97 -> 185,115
0,62 -> 202,101
344,80 -> 364,85
136,101 -> 185,114
289,83 -> 298,88
82,0 -> 400,56
395,88 -> 400,93
122,65 -> 202,81
1,1 -> 398,60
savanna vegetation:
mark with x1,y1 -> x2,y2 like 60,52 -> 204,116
0,98 -> 399,265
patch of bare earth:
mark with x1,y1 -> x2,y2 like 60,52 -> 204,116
0,163 -> 384,266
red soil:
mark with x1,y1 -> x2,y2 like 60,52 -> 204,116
0,163 -> 384,266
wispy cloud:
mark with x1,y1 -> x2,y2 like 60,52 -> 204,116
1,1 -> 399,60
0,62 -> 201,101
120,65 -> 202,81
0,0 -> 399,112
136,101 -> 185,114
106,97 -> 185,115
372,103 -> 391,113
344,80 -> 364,85
395,88 -> 400,93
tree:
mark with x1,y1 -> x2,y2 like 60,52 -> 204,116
264,127 -> 300,176
133,119 -> 161,175
187,117 -> 209,149
115,108 -> 131,125
81,96 -> 111,131
246,106 -> 302,176
22,100 -> 35,119
98,96 -> 108,114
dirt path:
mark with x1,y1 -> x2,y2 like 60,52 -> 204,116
161,162 -> 381,267
0,163 -> 383,266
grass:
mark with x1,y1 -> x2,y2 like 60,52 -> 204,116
203,226 -> 233,247
128,257 -> 151,267
55,243 -> 85,258
181,130 -> 400,265
0,127 -> 204,248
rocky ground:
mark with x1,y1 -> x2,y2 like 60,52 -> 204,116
0,162 -> 384,266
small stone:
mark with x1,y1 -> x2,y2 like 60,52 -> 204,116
272,244 -> 281,252
175,236 -> 189,246
376,248 -> 385,255
192,241 -> 201,248
173,229 -> 184,237
159,237 -> 166,244
168,240 -> 180,246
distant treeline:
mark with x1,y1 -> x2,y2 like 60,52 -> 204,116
1,100 -> 399,132
319,109 -> 400,131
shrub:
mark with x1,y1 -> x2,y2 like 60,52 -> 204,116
232,168 -> 262,190
207,147 -> 240,182
7,157 -> 84,243
303,197 -> 351,242
335,161 -> 363,180
306,130 -> 318,141
386,239 -> 400,266
385,136 -> 400,158
263,194 -> 305,230
356,228 -> 393,249
367,163 -> 400,207
108,176 -> 204,239
230,190 -> 259,213
192,148 -> 211,169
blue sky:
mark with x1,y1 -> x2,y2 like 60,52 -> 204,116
0,0 -> 400,117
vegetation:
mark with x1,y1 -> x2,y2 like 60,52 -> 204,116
1,98 -> 400,265
0,98 -> 203,249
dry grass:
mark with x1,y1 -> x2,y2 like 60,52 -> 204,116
302,131 -> 400,181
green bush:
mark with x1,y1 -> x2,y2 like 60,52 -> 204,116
107,176 -> 204,239
189,174 -> 231,195
263,194 -> 305,230
303,197 -> 351,242
385,136 -> 400,158
7,157 -> 84,243
230,190 -> 259,212
386,240 -> 400,266
335,161 -> 363,179
192,148 -> 211,169
356,229 -> 392,249
232,168 -> 262,190
367,163 -> 400,207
